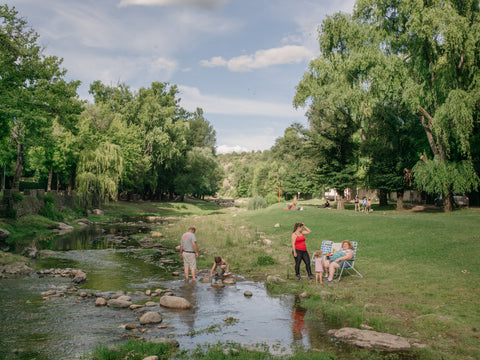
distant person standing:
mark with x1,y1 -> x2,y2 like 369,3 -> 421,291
362,197 -> 368,213
366,198 -> 372,213
179,227 -> 198,281
354,194 -> 360,212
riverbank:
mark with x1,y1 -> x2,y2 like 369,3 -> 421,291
1,199 -> 479,359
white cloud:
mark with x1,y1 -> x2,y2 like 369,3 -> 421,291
216,144 -> 249,154
178,85 -> 304,118
155,57 -> 178,71
200,56 -> 227,68
118,0 -> 227,10
200,45 -> 314,72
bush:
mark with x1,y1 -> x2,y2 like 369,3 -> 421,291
39,193 -> 64,221
247,196 -> 267,210
257,255 -> 275,266
264,193 -> 279,205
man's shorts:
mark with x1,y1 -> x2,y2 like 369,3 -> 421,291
183,252 -> 196,270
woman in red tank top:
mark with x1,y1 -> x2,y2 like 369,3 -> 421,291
291,222 -> 313,280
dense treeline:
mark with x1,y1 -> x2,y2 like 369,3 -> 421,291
0,5 -> 223,207
219,1 -> 480,212
2,2 -> 480,213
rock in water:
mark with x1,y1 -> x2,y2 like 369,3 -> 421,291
139,311 -> 163,325
159,295 -> 192,309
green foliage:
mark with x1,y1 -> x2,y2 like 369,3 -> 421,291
256,255 -> 275,266
264,193 -> 279,205
11,192 -> 24,202
38,193 -> 64,221
247,196 -> 267,210
293,0 -> 480,211
76,142 -> 124,206
413,156 -> 480,195
4,207 -> 17,219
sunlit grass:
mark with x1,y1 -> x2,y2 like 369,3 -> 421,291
152,201 -> 480,360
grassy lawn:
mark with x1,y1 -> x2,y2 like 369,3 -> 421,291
154,200 -> 480,360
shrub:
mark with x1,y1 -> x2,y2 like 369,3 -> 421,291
39,193 -> 64,221
247,196 -> 267,210
257,255 -> 275,266
264,193 -> 279,205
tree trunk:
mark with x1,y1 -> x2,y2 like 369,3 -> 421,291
336,192 -> 345,210
396,190 -> 404,210
68,172 -> 75,196
11,142 -> 24,190
379,189 -> 388,207
47,166 -> 53,191
56,174 -> 60,191
444,187 -> 454,212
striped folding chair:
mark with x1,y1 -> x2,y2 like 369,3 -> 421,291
336,241 -> 363,281
320,240 -> 363,281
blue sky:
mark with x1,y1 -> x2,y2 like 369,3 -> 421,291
7,0 -> 355,153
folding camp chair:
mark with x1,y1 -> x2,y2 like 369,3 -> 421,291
320,240 -> 363,282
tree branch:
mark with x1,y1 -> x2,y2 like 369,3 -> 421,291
418,108 -> 439,156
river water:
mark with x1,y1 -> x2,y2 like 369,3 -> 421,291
0,220 -> 343,359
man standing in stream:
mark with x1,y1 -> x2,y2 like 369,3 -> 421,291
179,226 -> 199,281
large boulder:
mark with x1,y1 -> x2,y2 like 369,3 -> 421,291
71,269 -> 87,284
95,297 -> 107,306
327,327 -> 411,351
159,295 -> 192,309
108,298 -> 132,308
139,311 -> 162,325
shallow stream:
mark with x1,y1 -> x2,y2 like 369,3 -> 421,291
0,219 -> 347,359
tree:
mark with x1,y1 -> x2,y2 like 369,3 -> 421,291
270,125 -> 317,199
185,108 -> 216,154
174,147 -> 223,200
0,5 -> 83,189
76,142 -> 124,207
354,0 -> 480,211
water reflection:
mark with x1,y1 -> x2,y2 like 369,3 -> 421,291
291,303 -> 308,341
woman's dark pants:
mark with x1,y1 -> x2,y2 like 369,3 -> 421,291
294,249 -> 312,277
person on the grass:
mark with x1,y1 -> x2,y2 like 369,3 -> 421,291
291,222 -> 314,280
323,240 -> 354,282
312,250 -> 324,285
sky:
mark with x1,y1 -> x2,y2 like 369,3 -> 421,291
7,0 -> 356,154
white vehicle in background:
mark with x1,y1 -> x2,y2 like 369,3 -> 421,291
453,194 -> 469,206
324,189 -> 337,201
435,194 -> 469,207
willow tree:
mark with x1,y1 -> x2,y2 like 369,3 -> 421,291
354,0 -> 480,210
76,142 -> 124,208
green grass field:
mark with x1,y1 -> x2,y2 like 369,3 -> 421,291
156,200 -> 480,360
